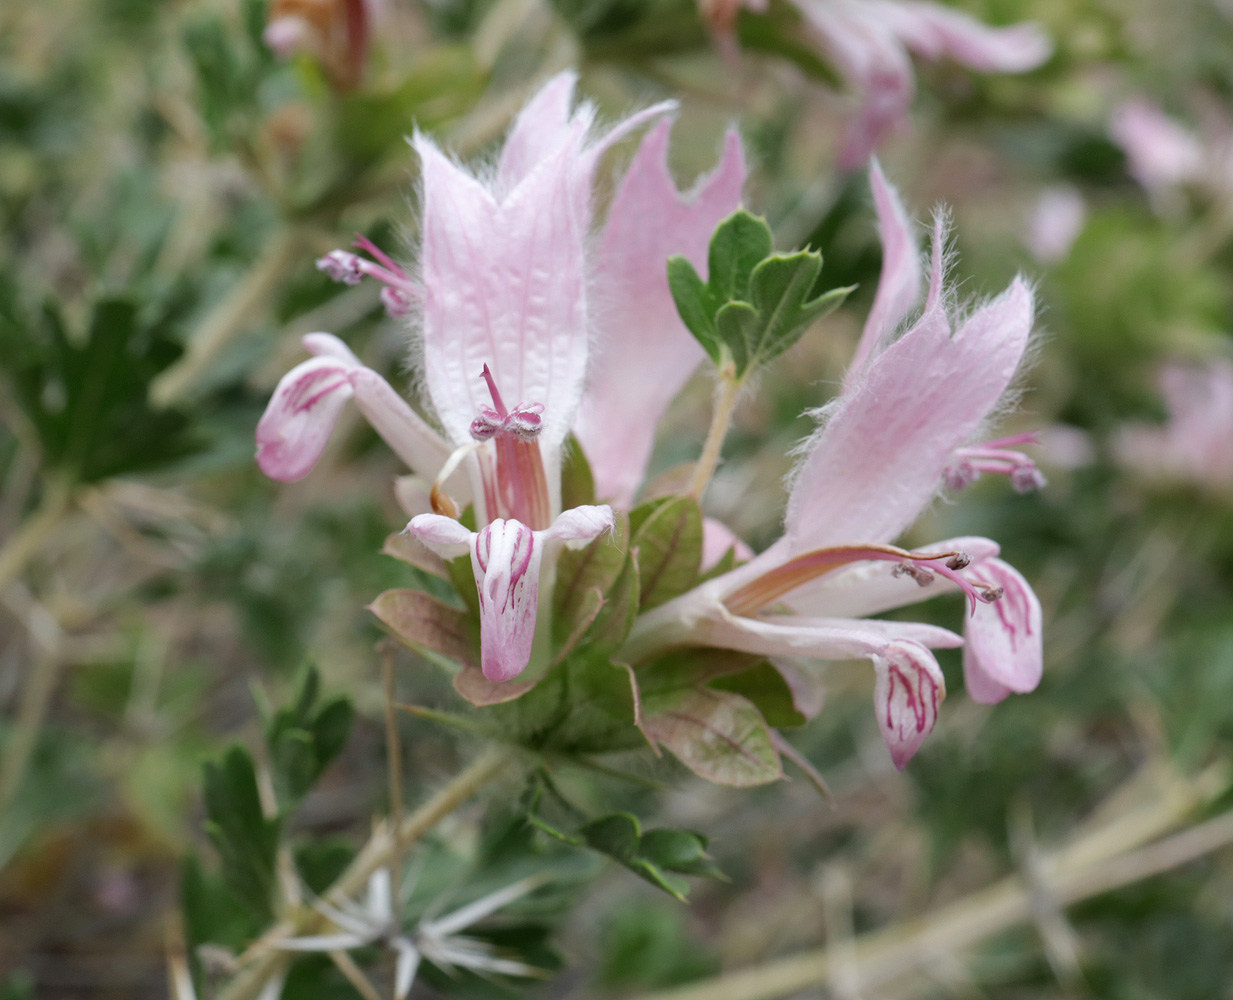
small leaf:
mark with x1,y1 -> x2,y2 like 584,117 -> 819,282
454,662 -> 540,706
707,210 -> 774,303
641,688 -> 782,787
369,588 -> 475,664
667,256 -> 722,364
630,496 -> 703,610
710,662 -> 807,729
264,665 -> 355,808
554,512 -> 629,651
201,745 -> 280,920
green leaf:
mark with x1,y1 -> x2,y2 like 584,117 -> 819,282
264,665 -> 355,808
630,496 -> 703,610
201,745 -> 280,920
707,210 -> 774,304
553,512 -> 629,652
667,256 -> 723,364
0,291 -> 201,483
641,687 -> 782,787
710,662 -> 806,729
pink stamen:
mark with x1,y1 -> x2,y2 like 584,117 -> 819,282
316,239 -> 423,319
945,432 -> 1046,494
471,366 -> 550,529
352,233 -> 407,279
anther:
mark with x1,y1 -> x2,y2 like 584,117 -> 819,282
977,583 -> 1004,602
945,552 -> 971,571
893,562 -> 935,587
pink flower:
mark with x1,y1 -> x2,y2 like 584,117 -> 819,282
785,0 -> 1052,167
1114,360 -> 1233,493
1110,99 -> 1206,196
623,166 -> 1043,768
258,73 -> 747,681
1026,185 -> 1086,264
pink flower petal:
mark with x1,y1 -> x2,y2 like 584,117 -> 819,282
577,122 -> 747,506
878,1 -> 1052,73
873,640 -> 945,769
962,558 -> 1042,704
404,512 -> 474,556
471,519 -> 543,682
785,248 -> 1034,553
1110,99 -> 1205,194
846,160 -> 923,385
543,504 -> 615,547
256,357 -> 356,482
496,71 -> 583,194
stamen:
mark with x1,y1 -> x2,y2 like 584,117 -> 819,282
723,543 -> 1001,618
316,238 -> 423,319
944,433 -> 1047,494
893,562 -> 935,587
469,367 -> 550,529
427,441 -> 482,521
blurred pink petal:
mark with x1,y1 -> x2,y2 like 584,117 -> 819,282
1114,360 -> 1233,490
577,122 -> 747,505
1110,99 -> 1205,194
875,1 -> 1052,72
1027,185 -> 1086,263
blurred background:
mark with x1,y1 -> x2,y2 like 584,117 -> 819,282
3,0 -> 1233,997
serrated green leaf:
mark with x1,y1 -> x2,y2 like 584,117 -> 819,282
201,745 -> 280,920
630,496 -> 703,610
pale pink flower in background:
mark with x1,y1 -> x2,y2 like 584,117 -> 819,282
784,0 -> 1051,167
1109,99 -> 1206,196
257,72 -> 747,681
1027,185 -> 1086,264
624,166 -> 1043,768
1114,360 -> 1233,493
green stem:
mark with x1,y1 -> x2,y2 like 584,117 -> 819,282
217,747 -> 511,1000
687,371 -> 741,501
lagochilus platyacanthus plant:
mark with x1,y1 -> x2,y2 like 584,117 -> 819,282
255,70 -> 1044,886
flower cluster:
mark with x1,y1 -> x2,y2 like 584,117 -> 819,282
256,72 -> 1045,772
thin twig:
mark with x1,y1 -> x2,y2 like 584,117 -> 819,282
382,642 -> 406,933
331,950 -> 384,1000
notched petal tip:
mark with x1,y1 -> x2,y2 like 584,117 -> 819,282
963,558 -> 1042,704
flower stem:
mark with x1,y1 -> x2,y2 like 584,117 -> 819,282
688,371 -> 741,501
218,747 -> 511,1000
